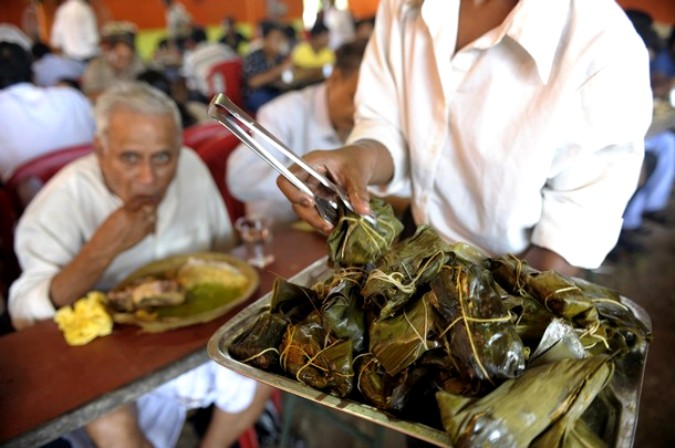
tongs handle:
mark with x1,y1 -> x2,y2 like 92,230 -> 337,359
209,94 -> 337,194
208,94 -> 377,228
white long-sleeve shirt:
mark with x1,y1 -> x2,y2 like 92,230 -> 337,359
0,83 -> 95,182
9,149 -> 234,328
227,83 -> 342,224
50,0 -> 99,61
349,0 -> 653,269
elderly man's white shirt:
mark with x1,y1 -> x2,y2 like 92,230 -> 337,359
50,0 -> 99,60
9,149 -> 234,328
0,83 -> 95,182
227,83 -> 342,224
349,0 -> 652,268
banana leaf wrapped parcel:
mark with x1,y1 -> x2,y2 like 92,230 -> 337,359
280,311 -> 354,397
321,270 -> 367,352
437,355 -> 614,448
362,225 -> 454,319
225,221 -> 650,447
327,198 -> 403,267
228,312 -> 289,370
430,260 -> 527,382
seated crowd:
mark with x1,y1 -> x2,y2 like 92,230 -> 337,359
0,9 -> 376,447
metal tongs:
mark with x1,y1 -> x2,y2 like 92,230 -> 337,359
208,93 -> 377,227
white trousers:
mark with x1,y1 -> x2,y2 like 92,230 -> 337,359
623,131 -> 675,229
64,361 -> 257,448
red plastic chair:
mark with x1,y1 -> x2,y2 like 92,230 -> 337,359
5,143 -> 94,214
205,58 -> 245,109
192,132 -> 246,223
183,122 -> 230,151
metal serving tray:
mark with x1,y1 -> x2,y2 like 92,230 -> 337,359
208,257 -> 652,447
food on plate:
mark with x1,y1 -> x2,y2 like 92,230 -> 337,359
54,291 -> 113,346
107,256 -> 251,315
107,278 -> 184,312
176,257 -> 250,290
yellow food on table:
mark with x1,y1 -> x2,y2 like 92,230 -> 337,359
176,257 -> 249,290
54,291 -> 113,346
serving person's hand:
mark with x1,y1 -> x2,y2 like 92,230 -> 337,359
277,140 -> 394,233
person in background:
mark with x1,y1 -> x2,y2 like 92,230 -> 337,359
31,41 -> 85,87
242,21 -> 291,113
182,26 -> 238,103
354,16 -> 375,42
291,20 -> 335,81
150,37 -> 183,81
163,0 -> 192,49
613,10 -> 675,257
277,0 -> 653,276
8,81 -> 270,448
219,16 -> 248,55
81,23 -> 145,101
228,40 -> 367,225
0,37 -> 95,188
137,68 -> 199,128
320,0 -> 355,50
651,27 -> 675,100
50,0 -> 99,62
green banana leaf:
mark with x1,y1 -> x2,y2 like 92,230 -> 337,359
229,312 -> 289,370
355,352 -> 435,416
490,256 -> 600,324
269,277 -> 321,323
369,291 -> 439,376
362,225 -> 454,320
430,261 -> 527,382
499,284 -> 555,344
321,275 -> 367,353
327,198 -> 403,267
279,311 -> 353,397
437,355 -> 614,447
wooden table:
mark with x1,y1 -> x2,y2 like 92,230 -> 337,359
0,227 -> 327,448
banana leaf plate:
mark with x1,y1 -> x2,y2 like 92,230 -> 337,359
110,252 -> 259,333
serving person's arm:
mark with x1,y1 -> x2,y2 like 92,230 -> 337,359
521,245 -> 579,277
530,29 -> 653,270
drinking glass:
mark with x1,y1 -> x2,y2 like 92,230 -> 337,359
234,216 -> 275,268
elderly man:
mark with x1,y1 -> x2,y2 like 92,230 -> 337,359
9,82 -> 267,448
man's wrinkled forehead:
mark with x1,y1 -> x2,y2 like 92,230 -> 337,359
101,108 -> 180,149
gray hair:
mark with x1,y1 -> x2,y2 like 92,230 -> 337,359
94,81 -> 182,148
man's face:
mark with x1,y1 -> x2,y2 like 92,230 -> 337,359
263,29 -> 287,55
107,42 -> 134,72
96,109 -> 180,205
312,32 -> 330,50
326,69 -> 360,138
